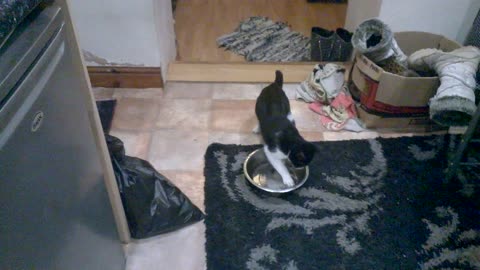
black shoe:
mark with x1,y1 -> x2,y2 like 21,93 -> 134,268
311,27 -> 334,61
330,28 -> 353,62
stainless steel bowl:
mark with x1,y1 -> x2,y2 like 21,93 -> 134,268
243,148 -> 309,193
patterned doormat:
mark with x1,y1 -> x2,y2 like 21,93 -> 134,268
217,17 -> 310,62
204,136 -> 480,270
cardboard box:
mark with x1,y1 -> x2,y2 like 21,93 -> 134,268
356,104 -> 446,130
350,31 -> 461,116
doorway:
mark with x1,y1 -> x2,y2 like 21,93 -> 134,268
173,0 -> 348,62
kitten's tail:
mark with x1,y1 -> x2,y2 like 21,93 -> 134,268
274,70 -> 283,87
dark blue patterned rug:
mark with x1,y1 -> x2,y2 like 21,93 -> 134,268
204,135 -> 480,270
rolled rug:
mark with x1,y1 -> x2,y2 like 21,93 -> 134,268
352,18 -> 408,67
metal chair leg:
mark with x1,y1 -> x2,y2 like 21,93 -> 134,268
445,104 -> 480,181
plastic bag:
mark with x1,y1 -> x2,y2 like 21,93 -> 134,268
106,135 -> 204,239
96,100 -> 116,133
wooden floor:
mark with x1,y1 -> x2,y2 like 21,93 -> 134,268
174,0 -> 348,62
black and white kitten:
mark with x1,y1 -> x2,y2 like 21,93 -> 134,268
254,71 -> 316,187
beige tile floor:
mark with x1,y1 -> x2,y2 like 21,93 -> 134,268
93,83 -> 448,270
94,83 -> 333,215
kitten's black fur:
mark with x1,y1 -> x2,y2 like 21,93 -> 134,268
255,71 -> 316,168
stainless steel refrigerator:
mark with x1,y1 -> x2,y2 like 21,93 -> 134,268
0,3 -> 126,269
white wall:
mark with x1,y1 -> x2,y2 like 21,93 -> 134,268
378,0 -> 478,43
344,0 -> 382,32
69,0 -> 176,78
456,1 -> 480,43
153,0 -> 176,79
345,0 -> 480,44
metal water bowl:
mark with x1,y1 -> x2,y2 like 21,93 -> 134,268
243,148 -> 309,193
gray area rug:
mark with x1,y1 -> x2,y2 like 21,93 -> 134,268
217,17 -> 310,62
204,136 -> 480,269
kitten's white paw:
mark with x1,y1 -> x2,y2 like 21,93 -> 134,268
252,125 -> 260,134
282,176 -> 295,187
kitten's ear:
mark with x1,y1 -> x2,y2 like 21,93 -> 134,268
304,142 -> 318,156
295,151 -> 306,162
274,70 -> 283,87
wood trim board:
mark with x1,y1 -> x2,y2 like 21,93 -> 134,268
167,61 -> 351,83
87,66 -> 163,88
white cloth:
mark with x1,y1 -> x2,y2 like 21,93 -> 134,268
296,63 -> 346,103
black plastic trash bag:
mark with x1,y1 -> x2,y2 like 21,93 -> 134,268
96,99 -> 116,133
106,135 -> 204,239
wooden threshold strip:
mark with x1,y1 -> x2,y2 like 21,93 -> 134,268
87,66 -> 163,88
167,62 -> 320,83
